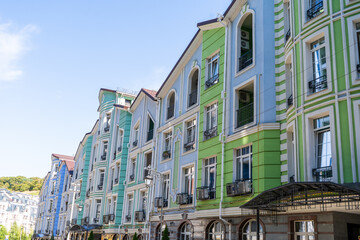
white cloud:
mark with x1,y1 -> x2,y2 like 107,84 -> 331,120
0,22 -> 37,82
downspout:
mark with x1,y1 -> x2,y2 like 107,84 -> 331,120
218,15 -> 232,240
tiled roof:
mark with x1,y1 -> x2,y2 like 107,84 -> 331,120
64,160 -> 75,171
52,153 -> 74,161
142,88 -> 157,100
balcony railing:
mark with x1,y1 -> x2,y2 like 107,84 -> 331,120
114,178 -> 119,184
162,150 -> 171,160
125,215 -> 131,222
104,125 -> 110,132
176,193 -> 193,205
188,90 -> 198,107
133,140 -> 138,147
154,197 -> 168,208
101,154 -> 106,161
285,29 -> 291,42
226,179 -> 252,197
147,129 -> 154,142
238,50 -> 253,72
117,146 -> 122,152
287,94 -> 293,107
196,186 -> 216,200
308,75 -> 327,94
167,106 -> 174,119
109,213 -> 115,222
307,0 -> 324,20
205,74 -> 219,88
204,126 -> 217,140
184,139 -> 195,152
312,166 -> 332,182
71,218 -> 77,225
236,102 -> 254,128
103,215 -> 109,224
129,174 -> 135,182
97,185 -> 103,191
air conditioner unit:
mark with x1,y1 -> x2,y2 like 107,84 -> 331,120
197,187 -> 209,200
239,91 -> 251,103
241,30 -> 249,40
134,211 -> 145,222
241,39 -> 250,50
226,180 -> 252,197
176,193 -> 190,205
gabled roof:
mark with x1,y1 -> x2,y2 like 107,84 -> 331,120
64,160 -> 75,171
130,88 -> 157,112
52,153 -> 74,161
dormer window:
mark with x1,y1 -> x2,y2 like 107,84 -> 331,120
167,92 -> 175,120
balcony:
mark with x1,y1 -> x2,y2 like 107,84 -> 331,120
113,151 -> 116,160
176,193 -> 192,205
205,74 -> 219,88
307,0 -> 324,20
196,186 -> 216,200
204,126 -> 217,140
154,197 -> 168,208
133,140 -> 138,147
162,150 -> 171,160
226,179 -> 252,197
86,190 -> 90,198
101,154 -> 106,161
308,75 -> 327,94
93,218 -> 99,223
188,90 -> 197,107
81,217 -> 89,225
238,50 -> 253,72
287,94 -> 293,108
66,220 -> 70,226
236,102 -> 254,128
135,210 -> 145,222
312,166 -> 332,182
184,139 -> 195,152
285,29 -> 291,42
147,129 -> 154,142
129,174 -> 135,182
90,164 -> 94,171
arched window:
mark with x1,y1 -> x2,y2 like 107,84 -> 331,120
188,69 -> 199,108
237,12 -> 254,72
207,221 -> 224,240
137,234 -> 143,240
123,234 -> 129,240
242,219 -> 264,240
155,224 -> 163,240
179,222 -> 192,240
167,92 -> 175,120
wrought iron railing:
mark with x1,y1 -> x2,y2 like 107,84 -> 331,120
312,166 -> 332,182
204,126 -> 217,140
236,102 -> 254,128
307,0 -> 324,20
238,50 -> 253,71
188,90 -> 197,107
308,75 -> 327,94
196,186 -> 216,200
205,74 -> 219,88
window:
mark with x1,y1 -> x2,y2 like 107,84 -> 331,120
356,22 -> 360,72
294,221 -> 315,240
242,220 -> 264,240
235,146 -> 252,181
98,170 -> 105,190
129,159 -> 136,182
206,53 -> 219,88
286,61 -> 293,107
188,69 -> 199,107
235,81 -> 254,129
147,117 -> 154,141
313,116 -> 332,181
167,92 -> 175,119
92,145 -> 97,164
308,37 -> 327,94
163,174 -> 170,206
109,168 -> 114,191
184,119 -> 196,152
287,129 -> 296,182
140,191 -> 147,212
115,163 -> 120,184
117,129 -> 123,152
126,195 -> 133,222
163,131 -> 172,160
104,113 -> 111,132
112,196 -> 116,215
179,222 -> 192,240
101,141 -> 108,161
307,0 -> 324,20
207,221 -> 224,240
144,152 -> 152,179
204,103 -> 217,140
155,225 -> 162,240
203,157 -> 216,190
284,1 -> 291,43
133,126 -> 139,147
94,199 -> 101,223
183,166 -> 194,202
237,13 -> 254,72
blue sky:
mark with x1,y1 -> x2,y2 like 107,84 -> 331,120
0,1 -> 231,178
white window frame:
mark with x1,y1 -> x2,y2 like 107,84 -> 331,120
347,14 -> 360,86
125,194 -> 133,222
301,0 -> 328,26
205,52 -> 220,89
186,66 -> 200,110
182,164 -> 195,197
116,127 -> 124,153
294,220 -> 315,240
204,102 -> 218,133
162,172 -> 170,203
202,157 -> 216,190
286,122 -> 297,182
94,199 -> 101,222
234,145 -> 252,181
183,117 -> 197,153
97,169 -> 105,191
139,190 -> 147,212
128,158 -> 136,183
285,52 -> 294,109
302,27 -> 332,101
166,90 -> 176,121
162,130 -> 173,160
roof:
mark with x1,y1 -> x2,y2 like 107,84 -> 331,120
52,153 -> 74,161
142,88 -> 157,100
240,182 -> 360,212
64,160 -> 75,171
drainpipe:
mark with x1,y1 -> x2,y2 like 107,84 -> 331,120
217,15 -> 232,240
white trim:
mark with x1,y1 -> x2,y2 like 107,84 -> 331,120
227,123 -> 280,142
345,0 -> 360,6
157,105 -> 200,132
165,89 -> 177,122
181,114 -> 198,155
353,99 -> 360,181
301,0 -> 328,28
346,14 -> 360,86
186,65 -> 201,111
286,121 -> 297,182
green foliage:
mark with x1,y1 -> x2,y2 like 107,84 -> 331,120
161,226 -> 169,240
132,233 -> 138,240
50,235 -> 54,240
0,176 -> 43,192
0,225 -> 7,240
88,231 -> 94,240
9,222 -> 20,240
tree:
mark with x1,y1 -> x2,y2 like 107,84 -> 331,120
50,234 -> 54,240
161,225 -> 169,240
88,231 -> 94,240
0,225 -> 7,240
9,222 -> 20,240
132,232 -> 138,240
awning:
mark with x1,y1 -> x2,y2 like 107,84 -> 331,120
69,224 -> 102,232
240,182 -> 360,212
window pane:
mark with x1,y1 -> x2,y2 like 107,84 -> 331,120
295,222 -> 305,232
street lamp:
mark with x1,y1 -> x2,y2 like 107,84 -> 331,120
144,167 -> 164,240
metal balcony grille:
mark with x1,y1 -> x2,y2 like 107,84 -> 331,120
101,154 -> 106,161
307,1 -> 324,20
162,150 -> 171,160
308,75 -> 327,94
205,74 -> 219,88
238,50 -> 253,71
132,140 -> 138,147
204,126 -> 217,140
188,90 -> 197,107
236,103 -> 254,128
285,29 -> 291,42
196,186 -> 216,200
312,166 -> 332,182
287,94 -> 293,107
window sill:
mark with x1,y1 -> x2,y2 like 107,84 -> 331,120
182,147 -> 196,156
165,116 -> 175,123
305,87 -> 331,102
160,158 -> 172,164
186,103 -> 199,112
235,63 -> 255,78
303,11 -> 327,29
203,135 -> 217,142
234,121 -> 256,133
